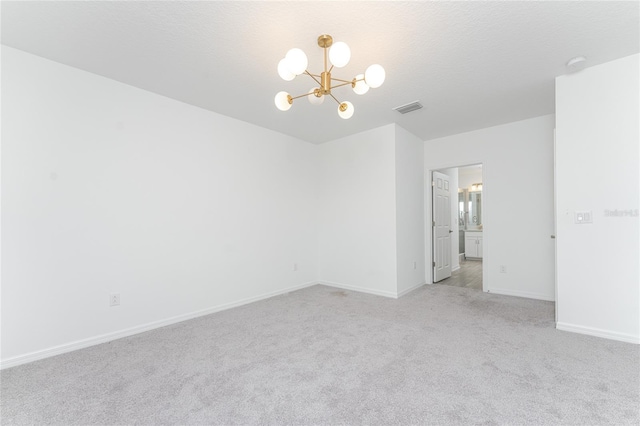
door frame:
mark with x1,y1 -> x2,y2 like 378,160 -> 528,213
426,162 -> 488,293
553,129 -> 558,323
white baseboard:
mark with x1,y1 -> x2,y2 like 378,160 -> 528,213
397,282 -> 426,298
486,287 -> 555,302
318,280 -> 398,299
556,322 -> 640,344
0,280 -> 318,370
452,266 -> 460,272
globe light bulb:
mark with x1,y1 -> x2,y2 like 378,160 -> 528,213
274,91 -> 292,111
285,48 -> 308,75
364,64 -> 385,88
329,42 -> 351,68
352,74 -> 369,95
338,101 -> 354,119
278,58 -> 295,81
308,88 -> 324,105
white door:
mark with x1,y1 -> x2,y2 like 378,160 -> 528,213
433,171 -> 452,282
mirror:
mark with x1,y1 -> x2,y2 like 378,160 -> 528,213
458,189 -> 483,229
458,192 -> 465,226
469,191 -> 482,227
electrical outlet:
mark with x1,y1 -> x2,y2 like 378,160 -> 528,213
499,265 -> 507,274
110,293 -> 120,307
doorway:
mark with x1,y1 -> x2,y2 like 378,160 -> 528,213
431,164 -> 484,290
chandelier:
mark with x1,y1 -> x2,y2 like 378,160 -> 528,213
274,34 -> 386,119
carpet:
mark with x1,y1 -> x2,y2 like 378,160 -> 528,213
1,284 -> 638,425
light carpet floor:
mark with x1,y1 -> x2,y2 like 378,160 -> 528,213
1,284 -> 639,425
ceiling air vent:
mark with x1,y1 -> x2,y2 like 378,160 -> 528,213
393,101 -> 423,114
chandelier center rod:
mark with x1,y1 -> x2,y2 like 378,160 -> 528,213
321,71 -> 332,95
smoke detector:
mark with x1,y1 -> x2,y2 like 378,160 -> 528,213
566,56 -> 587,72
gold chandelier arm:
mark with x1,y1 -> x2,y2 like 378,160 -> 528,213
329,81 -> 354,89
328,93 -> 342,105
305,71 -> 322,86
330,76 -> 353,84
328,65 -> 334,73
290,92 -> 317,101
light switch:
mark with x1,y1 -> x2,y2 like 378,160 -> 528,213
575,210 -> 593,224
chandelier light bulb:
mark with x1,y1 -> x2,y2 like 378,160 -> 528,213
285,48 -> 308,75
364,64 -> 385,88
274,91 -> 292,111
338,101 -> 354,119
329,42 -> 351,68
352,74 -> 370,95
278,58 -> 295,81
308,88 -> 324,105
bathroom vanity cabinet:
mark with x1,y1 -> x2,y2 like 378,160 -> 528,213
465,231 -> 483,259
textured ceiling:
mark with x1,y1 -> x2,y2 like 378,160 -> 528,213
2,1 -> 638,144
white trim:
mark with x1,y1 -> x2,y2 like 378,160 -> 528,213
318,280 -> 398,299
397,282 -> 426,298
556,322 -> 640,344
553,128 -> 558,324
452,265 -> 461,272
0,281 -> 317,370
487,287 -> 555,302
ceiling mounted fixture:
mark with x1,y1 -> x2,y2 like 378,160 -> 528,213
566,56 -> 587,72
393,101 -> 423,114
274,34 -> 385,119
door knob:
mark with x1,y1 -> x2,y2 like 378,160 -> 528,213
449,230 -> 453,233
551,235 -> 556,239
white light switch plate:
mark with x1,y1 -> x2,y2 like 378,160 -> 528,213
575,210 -> 593,224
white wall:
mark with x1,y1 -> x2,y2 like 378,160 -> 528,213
424,115 -> 556,300
11,42 -> 628,368
317,125 -> 398,297
555,54 -> 639,343
395,125 -> 426,295
458,167 -> 483,190
1,47 -> 319,367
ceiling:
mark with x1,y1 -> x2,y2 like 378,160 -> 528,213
2,1 -> 638,144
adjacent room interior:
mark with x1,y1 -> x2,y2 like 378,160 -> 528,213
432,164 -> 484,291
1,1 -> 638,424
